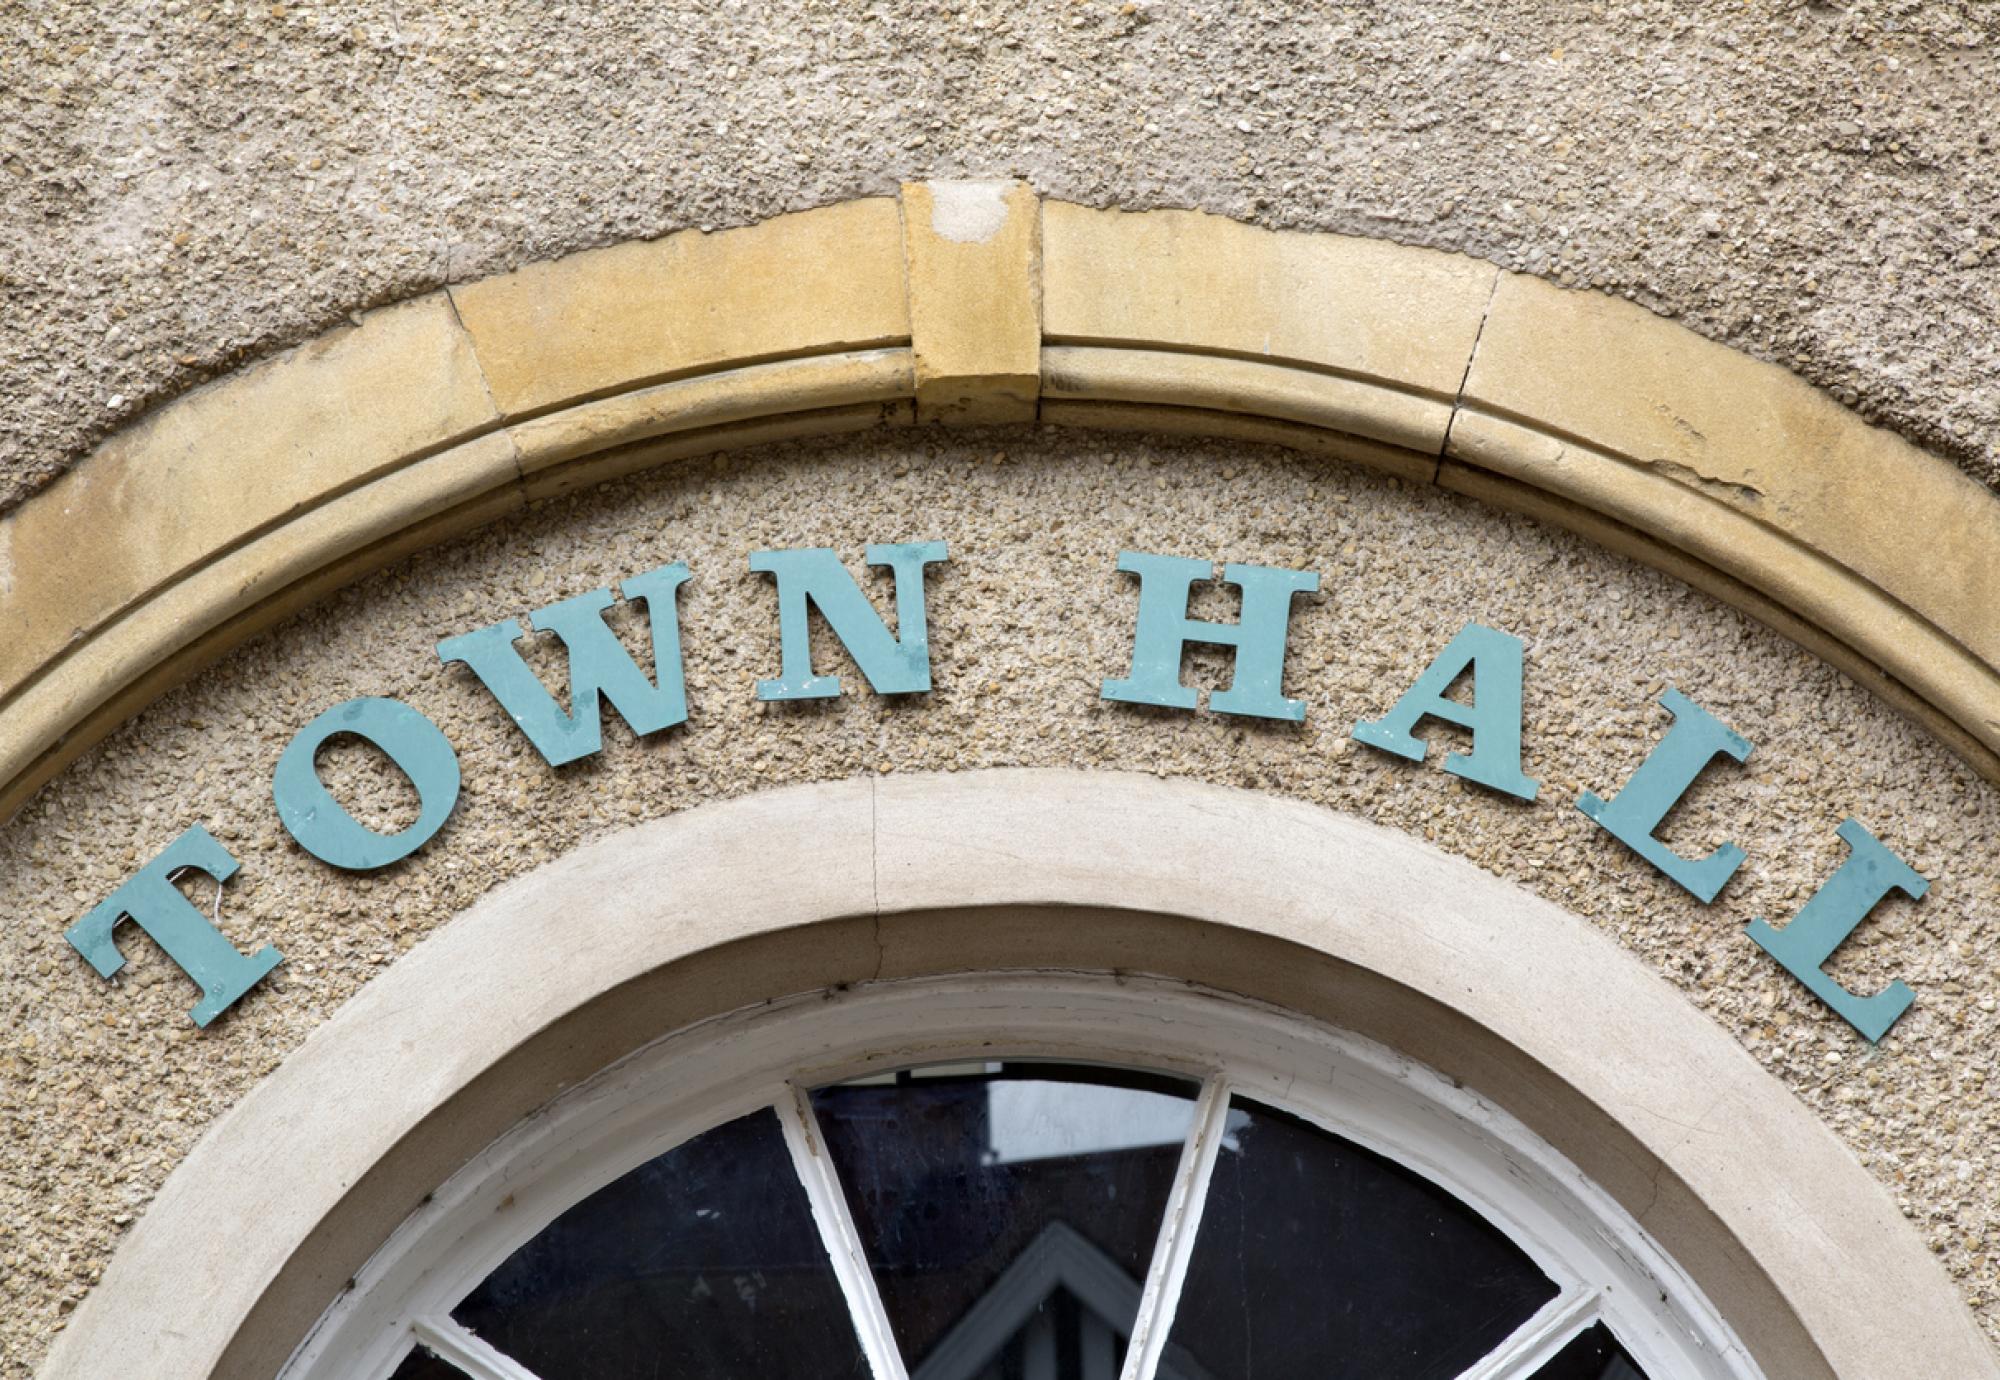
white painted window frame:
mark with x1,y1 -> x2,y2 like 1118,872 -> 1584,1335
281,971 -> 1760,1380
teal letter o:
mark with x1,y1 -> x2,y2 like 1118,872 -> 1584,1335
273,697 -> 461,871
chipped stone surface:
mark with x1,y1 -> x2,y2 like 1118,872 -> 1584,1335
925,179 -> 1014,245
1,428 -> 1997,1370
2,2 -> 1998,518
904,179 -> 1041,425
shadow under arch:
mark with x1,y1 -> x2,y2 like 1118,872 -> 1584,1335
39,769 -> 1995,1379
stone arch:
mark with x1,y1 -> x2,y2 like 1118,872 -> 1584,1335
3,180 -> 1997,822
38,770 -> 1993,1379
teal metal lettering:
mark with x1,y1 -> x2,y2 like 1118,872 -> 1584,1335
273,697 -> 461,871
65,826 -> 281,1027
436,561 -> 692,766
1576,688 -> 1753,903
1352,622 -> 1538,800
1100,551 -> 1320,722
749,542 -> 948,699
1746,818 -> 1923,1042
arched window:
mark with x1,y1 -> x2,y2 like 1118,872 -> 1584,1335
284,975 -> 1756,1380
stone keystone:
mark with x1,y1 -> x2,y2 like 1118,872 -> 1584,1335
901,179 -> 1042,426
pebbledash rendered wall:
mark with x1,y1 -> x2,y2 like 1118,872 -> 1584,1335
9,424 -> 2000,1365
5,5 -> 2000,1378
5,1 -> 1999,512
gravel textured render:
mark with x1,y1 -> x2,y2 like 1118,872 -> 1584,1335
1,429 -> 1996,1373
1,1 -> 1997,515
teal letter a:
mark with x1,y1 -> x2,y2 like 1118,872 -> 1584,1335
1353,622 -> 1537,800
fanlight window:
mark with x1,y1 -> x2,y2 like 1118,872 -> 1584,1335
283,977 -> 1748,1380
386,1062 -> 1649,1380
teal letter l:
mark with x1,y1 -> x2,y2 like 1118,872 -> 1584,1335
1576,688 -> 1752,903
1746,818 -> 1922,1043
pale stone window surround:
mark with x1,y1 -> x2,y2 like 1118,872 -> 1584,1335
39,770 -> 1996,1380
282,978 -> 1758,1380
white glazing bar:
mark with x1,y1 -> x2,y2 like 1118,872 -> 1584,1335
1453,1287 -> 1602,1380
1119,1075 -> 1232,1380
407,1316 -> 546,1380
778,1084 -> 913,1380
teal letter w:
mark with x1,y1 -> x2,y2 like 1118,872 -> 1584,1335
436,562 -> 692,767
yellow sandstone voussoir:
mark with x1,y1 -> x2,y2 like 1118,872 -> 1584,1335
0,292 -> 497,699
1458,272 -> 2000,672
1041,346 -> 1446,459
1040,201 -> 1496,455
448,198 -> 912,423
0,432 -> 526,818
900,179 -> 1042,425
9,191 -> 2000,823
505,349 -> 916,475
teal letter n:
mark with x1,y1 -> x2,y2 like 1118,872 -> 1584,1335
1101,551 -> 1319,722
750,542 -> 949,699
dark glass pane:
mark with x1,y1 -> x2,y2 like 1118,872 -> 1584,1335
1164,1096 -> 1559,1380
452,1106 -> 868,1380
1533,1322 -> 1649,1380
811,1062 -> 1200,1377
385,1343 -> 465,1380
